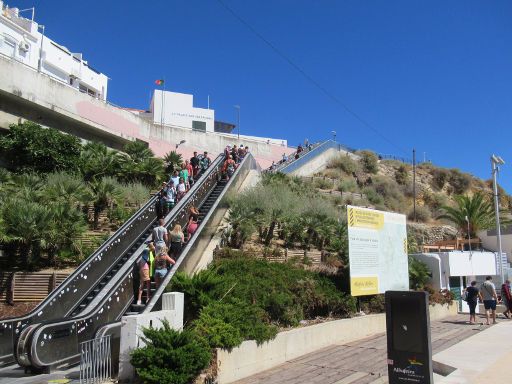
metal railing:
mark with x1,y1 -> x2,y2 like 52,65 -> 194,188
80,335 -> 112,384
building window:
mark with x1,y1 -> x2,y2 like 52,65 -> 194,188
192,121 -> 206,132
2,36 -> 16,57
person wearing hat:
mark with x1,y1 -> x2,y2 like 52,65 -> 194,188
137,249 -> 151,305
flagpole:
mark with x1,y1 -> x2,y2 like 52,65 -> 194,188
160,78 -> 165,140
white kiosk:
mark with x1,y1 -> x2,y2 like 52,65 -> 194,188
412,251 -> 498,313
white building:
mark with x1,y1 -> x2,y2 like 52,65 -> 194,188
149,90 -> 215,132
0,2 -> 108,100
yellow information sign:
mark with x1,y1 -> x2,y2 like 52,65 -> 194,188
350,276 -> 379,296
347,206 -> 384,230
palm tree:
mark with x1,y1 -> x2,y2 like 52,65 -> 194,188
163,151 -> 183,175
89,177 -> 123,229
44,172 -> 91,207
438,192 -> 509,237
1,198 -> 53,267
81,142 -> 123,181
123,141 -> 154,163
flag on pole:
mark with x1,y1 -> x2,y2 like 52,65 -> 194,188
155,79 -> 164,86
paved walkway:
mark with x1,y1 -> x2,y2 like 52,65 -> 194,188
232,314 -> 492,384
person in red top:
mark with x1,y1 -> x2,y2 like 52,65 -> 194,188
501,280 -> 512,318
222,155 -> 236,180
185,160 -> 194,186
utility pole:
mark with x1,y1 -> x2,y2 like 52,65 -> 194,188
413,149 -> 416,222
234,105 -> 240,141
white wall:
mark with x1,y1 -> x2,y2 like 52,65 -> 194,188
0,2 -> 108,99
152,90 -> 214,132
478,229 -> 512,263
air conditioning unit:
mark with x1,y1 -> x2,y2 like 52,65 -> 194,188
19,41 -> 29,52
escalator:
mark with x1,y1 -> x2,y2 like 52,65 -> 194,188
0,177 -> 160,366
13,153 -> 256,371
0,154 -> 223,367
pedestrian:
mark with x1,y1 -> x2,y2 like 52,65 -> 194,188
152,218 -> 168,257
168,224 -> 185,260
137,249 -> 151,305
282,153 -> 288,163
190,151 -> 200,178
501,280 -> 512,318
153,246 -> 176,289
222,155 -> 236,180
147,241 -> 156,278
304,138 -> 309,147
464,281 -> 479,324
171,170 -> 180,187
160,182 -> 169,216
179,163 -> 189,190
165,180 -> 176,212
187,206 -> 200,241
479,276 -> 498,325
238,145 -> 246,161
185,160 -> 194,187
200,151 -> 211,173
176,177 -> 186,201
231,145 -> 239,163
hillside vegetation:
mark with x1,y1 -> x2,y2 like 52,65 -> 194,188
318,150 -> 511,228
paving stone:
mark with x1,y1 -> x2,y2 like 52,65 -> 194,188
232,314 -> 478,384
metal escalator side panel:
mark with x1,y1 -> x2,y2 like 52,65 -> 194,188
27,273 -> 134,369
279,140 -> 336,174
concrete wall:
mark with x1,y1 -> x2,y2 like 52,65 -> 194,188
478,228 -> 512,263
0,55 -> 293,168
216,303 -> 457,384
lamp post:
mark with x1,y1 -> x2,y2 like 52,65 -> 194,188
465,215 -> 472,255
234,105 -> 240,141
491,154 -> 505,281
37,24 -> 45,73
175,140 -> 186,150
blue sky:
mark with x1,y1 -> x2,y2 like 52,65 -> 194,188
15,0 -> 512,191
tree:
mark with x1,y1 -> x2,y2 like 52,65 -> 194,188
80,142 -> 123,181
358,150 -> 379,174
123,141 -> 154,162
163,151 -> 183,175
0,122 -> 82,174
89,177 -> 123,229
437,192 -> 509,237
44,172 -> 91,207
409,256 -> 431,289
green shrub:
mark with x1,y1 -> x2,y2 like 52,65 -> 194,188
395,164 -> 409,185
131,321 -> 211,384
366,176 -> 406,212
327,155 -> 359,174
337,179 -> 358,193
409,257 -> 431,289
431,168 -> 449,190
448,169 -> 472,194
314,178 -> 333,190
363,187 -> 384,206
358,150 -> 379,174
407,205 -> 431,223
194,300 -> 278,348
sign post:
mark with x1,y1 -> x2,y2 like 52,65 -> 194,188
347,206 -> 408,296
385,291 -> 433,384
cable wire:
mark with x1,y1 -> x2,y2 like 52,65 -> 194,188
215,0 -> 409,155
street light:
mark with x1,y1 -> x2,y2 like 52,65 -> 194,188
37,24 -> 45,73
175,140 -> 186,150
491,154 -> 505,281
331,130 -> 337,142
234,105 -> 240,141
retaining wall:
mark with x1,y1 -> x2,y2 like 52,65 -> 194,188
216,303 -> 457,384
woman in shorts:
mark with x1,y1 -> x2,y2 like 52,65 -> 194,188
137,249 -> 151,305
153,246 -> 176,289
